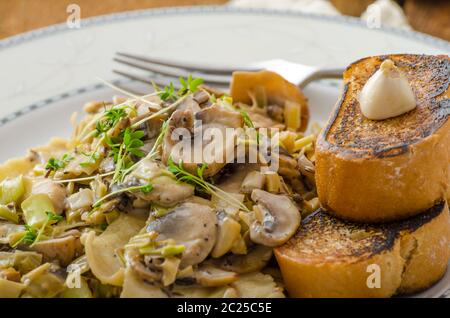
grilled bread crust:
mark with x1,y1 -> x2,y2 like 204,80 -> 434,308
316,54 -> 450,222
274,201 -> 450,298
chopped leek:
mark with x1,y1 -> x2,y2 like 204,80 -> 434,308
21,194 -> 55,228
0,175 -> 25,205
0,204 -> 19,223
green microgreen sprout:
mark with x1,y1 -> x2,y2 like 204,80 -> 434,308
80,151 -> 100,168
32,211 -> 63,246
178,74 -> 204,96
45,154 -> 73,176
131,75 -> 204,129
93,106 -> 128,138
158,82 -> 177,101
11,211 -> 63,248
110,128 -> 146,184
11,224 -> 37,248
54,171 -> 115,184
119,119 -> 169,183
92,183 -> 153,208
167,157 -> 250,212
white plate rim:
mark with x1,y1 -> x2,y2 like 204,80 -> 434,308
0,5 -> 449,128
0,5 -> 448,298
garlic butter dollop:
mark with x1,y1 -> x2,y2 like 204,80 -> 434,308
358,59 -> 416,120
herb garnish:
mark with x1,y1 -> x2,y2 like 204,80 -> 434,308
80,151 -> 100,168
92,182 -> 153,208
158,83 -> 177,101
178,75 -> 204,96
167,157 -> 250,212
131,75 -> 204,129
11,224 -> 37,248
110,128 -> 146,184
45,154 -> 73,176
11,211 -> 63,248
94,106 -> 128,138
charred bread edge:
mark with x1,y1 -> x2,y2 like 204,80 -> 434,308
319,54 -> 450,159
300,200 -> 446,261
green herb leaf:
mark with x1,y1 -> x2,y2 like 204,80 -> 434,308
167,157 -> 250,212
140,183 -> 153,194
158,83 -> 176,101
46,211 -> 63,223
12,224 -> 37,247
80,152 -> 100,167
240,110 -> 255,128
45,154 -> 73,172
178,75 -> 204,96
94,106 -> 128,137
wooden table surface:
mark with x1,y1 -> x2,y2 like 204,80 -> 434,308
0,0 -> 448,42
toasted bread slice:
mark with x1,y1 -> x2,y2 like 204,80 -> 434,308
274,201 -> 450,298
316,54 -> 450,222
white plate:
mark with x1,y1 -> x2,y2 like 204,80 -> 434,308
0,6 -> 448,298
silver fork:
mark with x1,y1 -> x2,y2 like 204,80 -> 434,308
113,52 -> 345,89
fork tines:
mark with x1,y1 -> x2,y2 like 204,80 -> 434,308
113,52 -> 261,87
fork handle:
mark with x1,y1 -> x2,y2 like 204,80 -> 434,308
299,67 -> 345,88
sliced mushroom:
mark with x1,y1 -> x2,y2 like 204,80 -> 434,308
162,103 -> 244,178
125,248 -> 162,282
195,103 -> 243,129
147,176 -> 195,207
249,189 -> 301,247
177,95 -> 202,113
216,164 -> 260,194
211,212 -> 242,258
297,152 -> 315,184
241,170 -> 265,194
194,264 -> 238,287
134,100 -> 167,139
124,159 -> 194,207
31,179 -> 66,214
209,245 -> 273,274
146,202 -> 217,268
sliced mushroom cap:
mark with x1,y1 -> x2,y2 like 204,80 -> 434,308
241,170 -> 265,194
211,212 -> 242,258
31,179 -> 66,214
249,189 -> 301,247
209,245 -> 273,274
145,176 -> 195,207
297,153 -> 315,184
195,103 -> 243,129
177,95 -> 202,113
146,202 -> 217,268
194,264 -> 238,287
162,104 -> 244,178
125,159 -> 194,207
125,248 -> 162,282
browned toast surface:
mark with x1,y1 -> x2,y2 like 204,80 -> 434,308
278,201 -> 446,264
275,201 -> 450,297
320,54 -> 449,158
